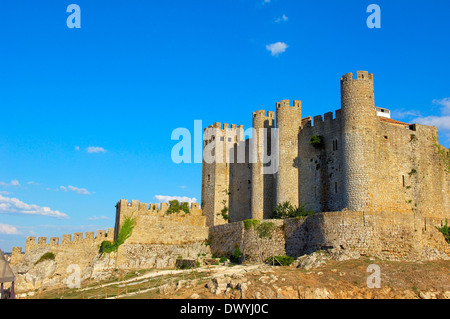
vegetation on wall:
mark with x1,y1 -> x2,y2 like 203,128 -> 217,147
35,252 -> 55,265
243,219 -> 261,230
100,216 -> 136,254
257,222 -> 276,239
273,201 -> 314,219
265,255 -> 294,266
167,200 -> 190,215
310,135 -> 325,148
433,137 -> 450,173
436,220 -> 450,244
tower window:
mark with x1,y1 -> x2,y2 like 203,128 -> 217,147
335,182 -> 338,193
207,175 -> 211,182
402,175 -> 405,187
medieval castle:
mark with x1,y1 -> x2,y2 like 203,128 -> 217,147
9,71 -> 450,292
201,70 -> 449,226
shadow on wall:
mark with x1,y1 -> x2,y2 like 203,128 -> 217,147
285,214 -> 328,258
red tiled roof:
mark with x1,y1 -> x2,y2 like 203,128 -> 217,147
378,116 -> 410,126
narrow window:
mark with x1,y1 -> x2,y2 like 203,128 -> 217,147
335,182 -> 338,193
402,175 -> 405,187
207,175 -> 211,182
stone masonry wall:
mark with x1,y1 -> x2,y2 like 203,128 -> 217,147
210,211 -> 450,262
114,199 -> 210,268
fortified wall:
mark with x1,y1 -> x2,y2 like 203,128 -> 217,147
114,200 -> 210,269
209,211 -> 450,262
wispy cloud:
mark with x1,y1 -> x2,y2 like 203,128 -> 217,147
0,194 -> 69,219
60,185 -> 91,195
88,216 -> 109,221
266,42 -> 288,56
154,195 -> 197,204
86,146 -> 107,154
412,98 -> 450,131
391,109 -> 422,119
0,223 -> 19,235
88,216 -> 109,220
27,181 -> 40,186
275,14 -> 288,23
0,180 -> 20,187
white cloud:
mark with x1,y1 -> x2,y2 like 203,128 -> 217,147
0,191 -> 11,195
154,195 -> 197,204
60,185 -> 91,195
266,42 -> 288,56
0,180 -> 20,187
86,146 -> 107,154
0,223 -> 19,235
0,194 -> 69,219
413,115 -> 450,130
88,216 -> 109,221
392,110 -> 421,119
412,98 -> 450,131
75,146 -> 80,151
433,98 -> 450,115
27,181 -> 40,186
275,14 -> 288,23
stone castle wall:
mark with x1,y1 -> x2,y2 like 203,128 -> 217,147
209,211 -> 450,262
114,199 -> 210,268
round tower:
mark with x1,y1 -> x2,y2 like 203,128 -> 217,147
340,71 -> 379,211
275,100 -> 302,207
251,110 -> 275,219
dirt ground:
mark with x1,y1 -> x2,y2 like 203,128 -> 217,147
26,257 -> 450,299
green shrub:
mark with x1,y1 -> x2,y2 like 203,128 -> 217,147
243,219 -> 260,230
230,247 -> 241,263
100,241 -> 116,254
221,206 -> 229,220
436,220 -> 450,244
257,222 -> 276,239
310,135 -> 324,148
166,200 -> 180,214
408,168 -> 417,176
180,202 -> 190,214
35,252 -> 55,265
219,257 -> 228,263
100,216 -> 136,254
273,201 -> 314,219
265,255 -> 295,266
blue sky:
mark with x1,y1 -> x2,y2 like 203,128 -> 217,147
0,0 -> 449,252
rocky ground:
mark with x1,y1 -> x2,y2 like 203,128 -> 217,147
19,249 -> 450,300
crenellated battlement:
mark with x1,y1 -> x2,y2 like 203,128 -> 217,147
276,99 -> 301,108
341,71 -> 373,82
116,199 -> 202,216
301,109 -> 342,129
252,110 -> 275,118
24,228 -> 115,253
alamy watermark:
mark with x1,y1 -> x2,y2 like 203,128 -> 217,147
67,4 -> 81,29
171,120 -> 279,174
366,264 -> 381,288
367,4 -> 381,29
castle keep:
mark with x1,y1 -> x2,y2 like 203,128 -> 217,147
201,71 -> 450,226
